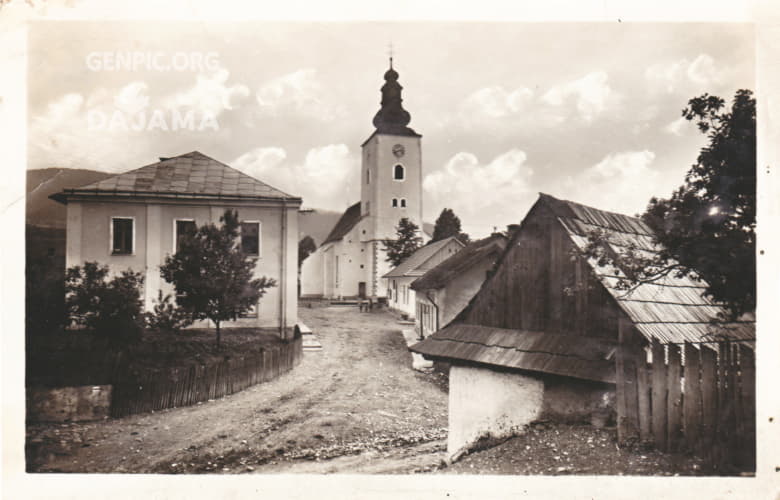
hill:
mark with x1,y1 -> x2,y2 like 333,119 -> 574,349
27,168 -> 113,227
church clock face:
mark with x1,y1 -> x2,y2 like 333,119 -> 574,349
392,144 -> 405,158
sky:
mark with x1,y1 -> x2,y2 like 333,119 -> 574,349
27,21 -> 754,237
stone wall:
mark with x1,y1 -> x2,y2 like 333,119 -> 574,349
27,385 -> 112,422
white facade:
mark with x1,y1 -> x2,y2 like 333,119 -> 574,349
448,365 -> 544,459
64,198 -> 299,332
415,257 -> 496,337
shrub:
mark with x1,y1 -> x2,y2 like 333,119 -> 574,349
65,261 -> 144,344
145,290 -> 193,333
26,255 -> 67,337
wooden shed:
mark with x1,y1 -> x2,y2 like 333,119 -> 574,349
411,193 -> 755,460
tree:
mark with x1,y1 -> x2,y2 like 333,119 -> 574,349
159,210 -> 277,347
432,208 -> 470,244
584,90 -> 755,320
64,261 -> 145,344
298,235 -> 316,267
383,217 -> 423,267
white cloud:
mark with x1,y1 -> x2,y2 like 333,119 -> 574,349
664,116 -> 689,136
256,69 -> 342,120
424,149 -> 534,235
165,67 -> 250,117
232,147 -> 288,179
561,150 -> 659,214
461,86 -> 534,118
541,71 -> 614,122
455,71 -> 615,131
113,81 -> 151,115
232,144 -> 357,210
645,54 -> 723,93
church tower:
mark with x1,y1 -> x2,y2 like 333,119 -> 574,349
360,58 -> 423,244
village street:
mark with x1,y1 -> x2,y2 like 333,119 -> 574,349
27,305 -> 450,474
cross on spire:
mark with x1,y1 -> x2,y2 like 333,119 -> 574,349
388,41 -> 394,69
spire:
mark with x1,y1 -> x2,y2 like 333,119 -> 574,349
371,57 -> 418,137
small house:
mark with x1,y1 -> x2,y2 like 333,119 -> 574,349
51,151 -> 302,337
411,233 -> 507,338
411,193 -> 755,458
382,236 -> 465,319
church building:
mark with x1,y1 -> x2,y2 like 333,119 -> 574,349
301,60 -> 425,299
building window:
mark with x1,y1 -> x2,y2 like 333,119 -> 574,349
400,198 -> 406,208
392,198 -> 398,207
111,217 -> 134,255
366,169 -> 370,184
174,219 -> 196,253
365,201 -> 371,215
393,164 -> 405,181
241,221 -> 261,256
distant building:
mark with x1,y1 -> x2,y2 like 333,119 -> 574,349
411,193 -> 755,458
301,59 -> 425,299
383,236 -> 465,319
411,233 -> 507,338
51,151 -> 302,336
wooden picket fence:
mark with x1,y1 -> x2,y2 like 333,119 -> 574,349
110,336 -> 302,417
616,338 -> 756,473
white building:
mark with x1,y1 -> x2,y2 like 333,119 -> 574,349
51,151 -> 301,337
383,236 -> 465,319
411,234 -> 507,337
301,60 -> 425,299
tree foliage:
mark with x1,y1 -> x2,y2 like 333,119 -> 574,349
584,90 -> 756,320
298,235 -> 317,267
383,217 -> 423,267
431,208 -> 470,244
144,290 -> 193,333
160,210 -> 276,347
64,261 -> 145,344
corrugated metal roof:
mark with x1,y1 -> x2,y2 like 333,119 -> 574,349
410,234 -> 506,290
52,151 -> 299,202
545,193 -> 755,344
322,202 -> 363,245
383,236 -> 464,278
410,324 -> 617,383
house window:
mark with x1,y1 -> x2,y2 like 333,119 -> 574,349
392,198 -> 398,208
393,164 -> 405,181
240,221 -> 261,256
174,219 -> 196,253
366,169 -> 370,184
400,198 -> 406,208
111,217 -> 134,255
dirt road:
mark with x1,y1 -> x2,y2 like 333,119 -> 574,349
27,306 -> 449,474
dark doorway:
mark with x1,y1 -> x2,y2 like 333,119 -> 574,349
358,282 -> 366,299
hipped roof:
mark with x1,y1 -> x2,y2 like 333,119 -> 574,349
51,151 -> 301,204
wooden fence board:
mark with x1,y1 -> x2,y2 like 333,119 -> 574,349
637,355 -> 652,443
651,339 -> 668,451
683,343 -> 702,453
666,344 -> 683,451
699,345 -> 717,462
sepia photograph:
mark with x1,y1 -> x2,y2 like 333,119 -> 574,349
2,1 -> 778,499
